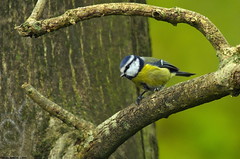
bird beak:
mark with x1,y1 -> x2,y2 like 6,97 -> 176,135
120,73 -> 125,77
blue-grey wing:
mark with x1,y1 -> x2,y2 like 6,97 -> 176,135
141,57 -> 179,73
153,60 -> 179,73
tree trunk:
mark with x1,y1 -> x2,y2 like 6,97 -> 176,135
0,0 -> 158,158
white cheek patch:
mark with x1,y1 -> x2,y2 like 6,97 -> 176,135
126,58 -> 140,77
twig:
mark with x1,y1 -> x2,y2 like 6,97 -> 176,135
27,0 -> 47,22
15,3 -> 229,52
21,83 -> 95,132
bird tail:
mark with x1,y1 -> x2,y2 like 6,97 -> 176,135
175,71 -> 195,77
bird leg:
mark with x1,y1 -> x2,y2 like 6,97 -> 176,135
153,86 -> 164,91
136,85 -> 164,105
136,90 -> 147,105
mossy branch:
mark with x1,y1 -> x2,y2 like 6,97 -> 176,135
15,3 -> 229,54
26,0 -> 47,22
21,83 -> 95,133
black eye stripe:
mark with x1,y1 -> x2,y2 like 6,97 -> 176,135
124,63 -> 131,73
124,56 -> 136,73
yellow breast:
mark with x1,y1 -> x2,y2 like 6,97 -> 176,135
131,64 -> 173,90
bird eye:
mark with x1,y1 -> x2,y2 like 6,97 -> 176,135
125,65 -> 130,70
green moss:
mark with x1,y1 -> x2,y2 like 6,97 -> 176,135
32,21 -> 42,31
123,122 -> 130,130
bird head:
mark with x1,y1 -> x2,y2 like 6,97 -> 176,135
119,55 -> 144,79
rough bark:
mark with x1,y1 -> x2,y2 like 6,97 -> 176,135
0,0 -> 158,158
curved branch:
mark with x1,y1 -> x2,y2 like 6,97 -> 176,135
81,62 -> 240,159
15,3 -> 229,52
21,83 -> 95,133
27,0 -> 47,21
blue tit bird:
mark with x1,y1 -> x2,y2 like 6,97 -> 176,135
119,55 -> 195,104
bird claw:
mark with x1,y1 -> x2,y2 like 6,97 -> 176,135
136,95 -> 144,105
153,88 -> 160,91
154,86 -> 164,91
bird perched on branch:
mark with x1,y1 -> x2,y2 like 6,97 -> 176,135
120,55 -> 195,104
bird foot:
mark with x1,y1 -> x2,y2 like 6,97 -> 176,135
154,86 -> 164,92
136,95 -> 144,105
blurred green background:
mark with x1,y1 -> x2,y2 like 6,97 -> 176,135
147,0 -> 240,159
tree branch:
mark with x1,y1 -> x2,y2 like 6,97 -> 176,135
15,3 -> 229,53
27,0 -> 47,22
81,62 -> 240,159
21,83 -> 95,133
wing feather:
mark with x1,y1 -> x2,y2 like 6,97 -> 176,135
141,57 -> 179,73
